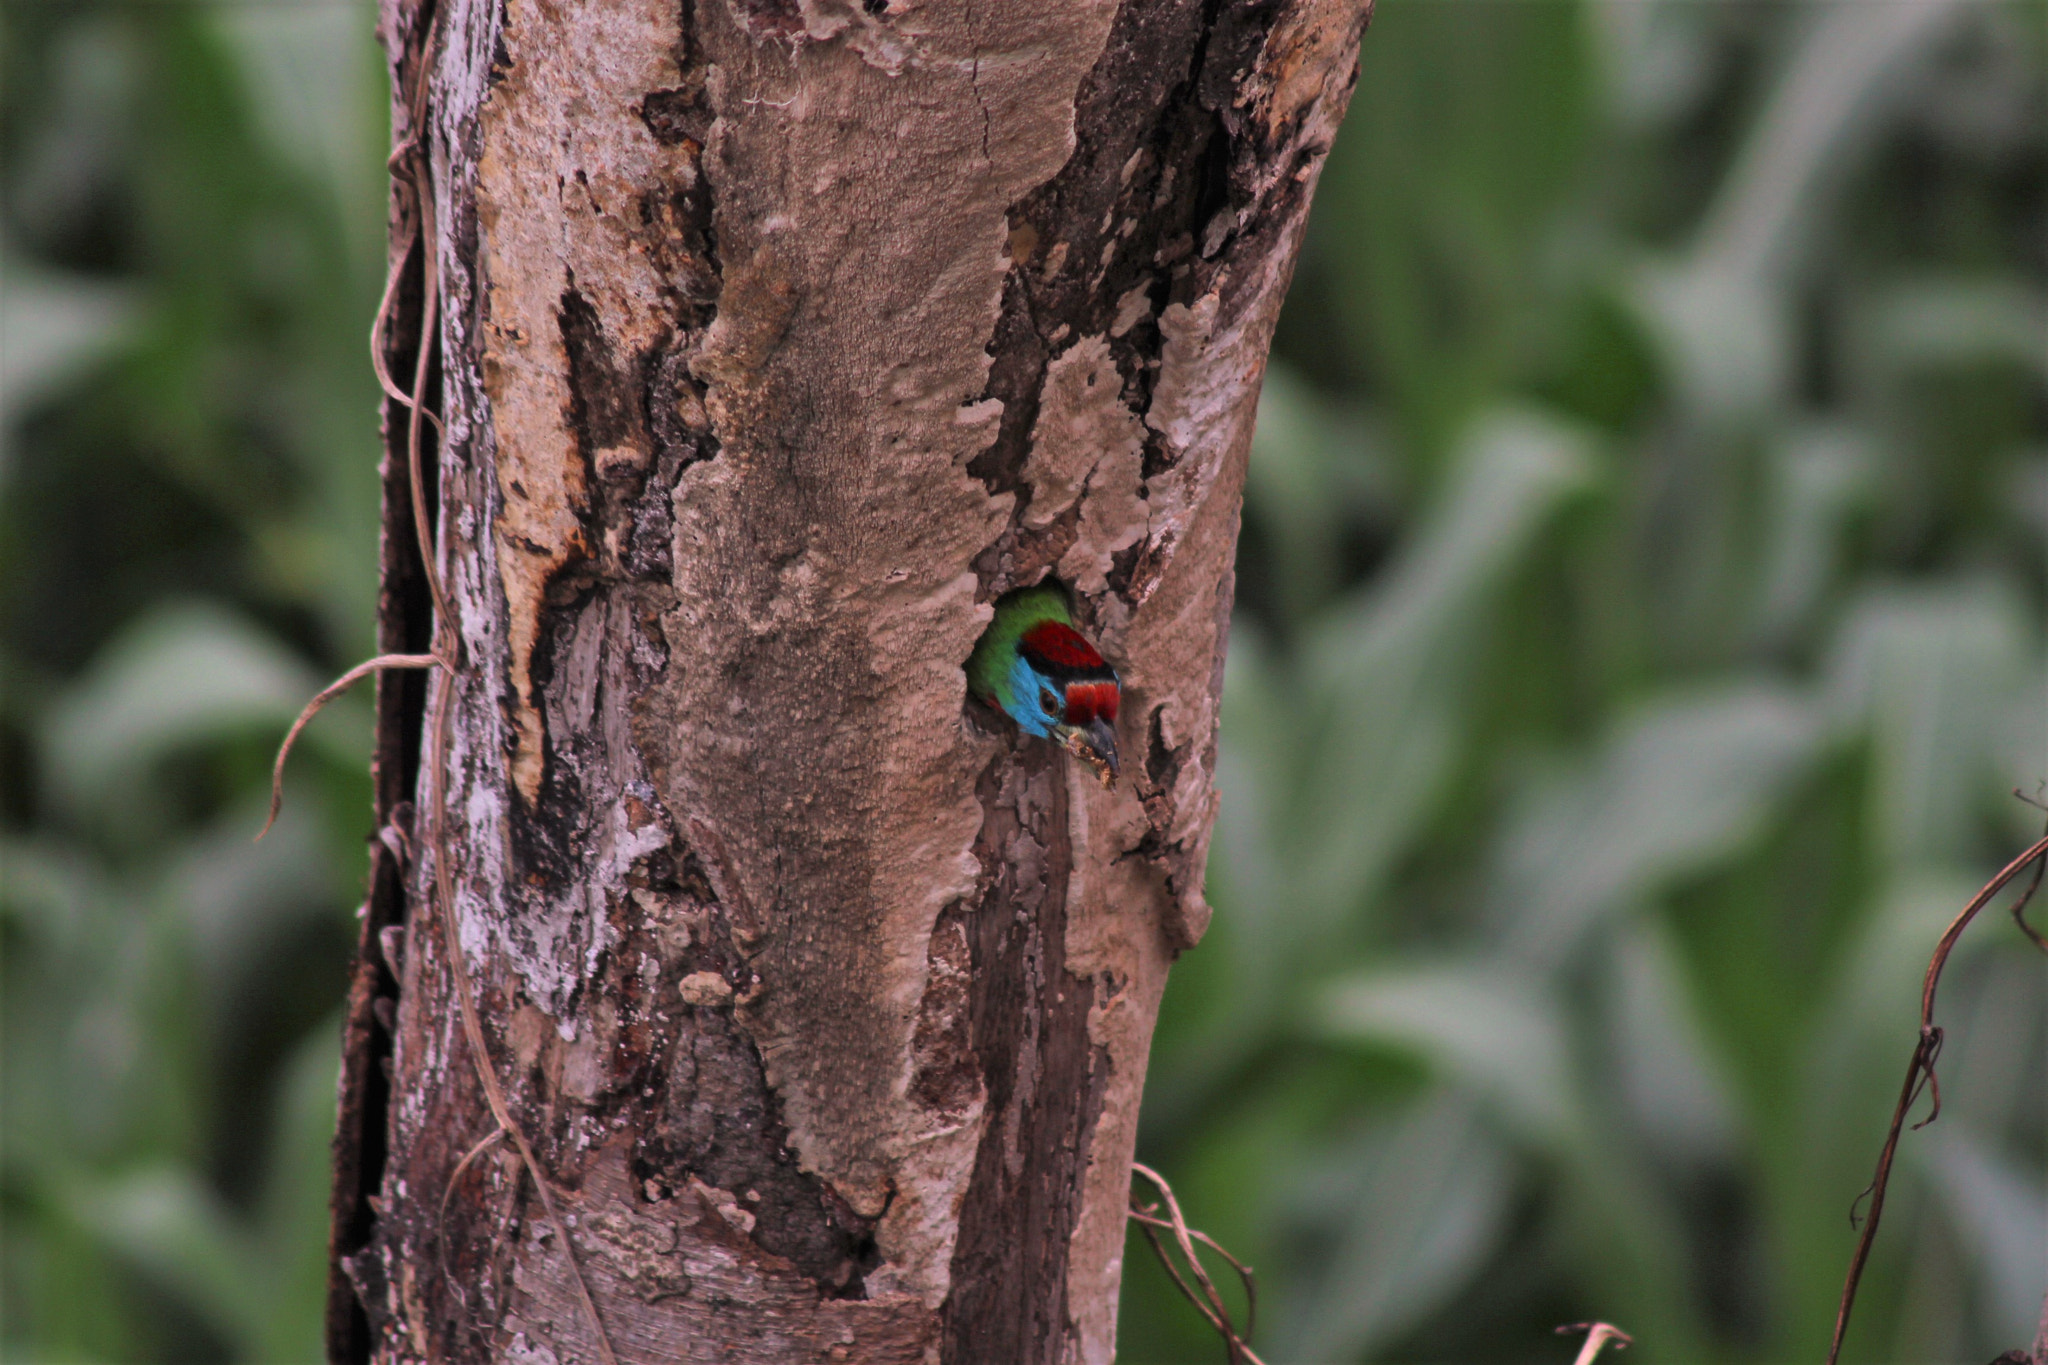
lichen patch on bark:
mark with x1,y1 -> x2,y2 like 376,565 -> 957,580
473,0 -> 700,809
1018,337 -> 1149,598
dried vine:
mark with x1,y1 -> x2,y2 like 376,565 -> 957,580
267,9 -> 621,1362
1825,822 -> 2048,1365
1129,1161 -> 1266,1365
1557,1322 -> 1633,1365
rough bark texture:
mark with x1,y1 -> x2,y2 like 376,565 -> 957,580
330,1 -> 1370,1361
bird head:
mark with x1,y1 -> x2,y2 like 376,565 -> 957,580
970,593 -> 1121,787
1010,622 -> 1121,787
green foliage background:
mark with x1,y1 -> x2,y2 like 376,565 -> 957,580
2,0 -> 2042,1360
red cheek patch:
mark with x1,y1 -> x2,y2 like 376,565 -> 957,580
1062,682 -> 1120,726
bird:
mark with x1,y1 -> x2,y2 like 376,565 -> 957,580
967,582 -> 1121,787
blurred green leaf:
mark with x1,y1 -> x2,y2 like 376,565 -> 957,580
178,793 -> 346,1001
1297,409 -> 1596,912
249,1023 -> 342,1365
1604,916 -> 1741,1167
215,1 -> 382,239
1919,1126 -> 2048,1346
1749,423 -> 1873,649
1282,1091 -> 1516,1362
1629,259 -> 1790,421
1489,683 -> 1824,970
1862,278 -> 2048,382
66,1166 -> 267,1350
0,253 -> 135,458
46,600 -> 365,828
1321,965 -> 1573,1144
1824,581 -> 2031,866
1246,362 -> 1396,620
1150,411 -> 1593,1131
3,8 -> 380,1357
1311,0 -> 1594,462
1688,0 -> 1975,291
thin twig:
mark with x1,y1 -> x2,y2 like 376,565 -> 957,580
1130,1162 -> 1265,1365
1825,830 -> 2048,1365
373,16 -> 446,422
370,212 -> 420,409
384,14 -> 449,625
436,1126 -> 505,1307
1557,1321 -> 1633,1365
2013,889 -> 2048,955
259,653 -> 443,840
402,174 -> 449,624
2011,793 -> 2048,954
1126,1209 -> 1260,1340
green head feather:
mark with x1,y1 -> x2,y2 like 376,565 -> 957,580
966,583 -> 1074,715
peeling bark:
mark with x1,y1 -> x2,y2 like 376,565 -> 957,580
331,0 -> 1370,1361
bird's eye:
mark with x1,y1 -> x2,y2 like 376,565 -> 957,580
1041,687 -> 1062,716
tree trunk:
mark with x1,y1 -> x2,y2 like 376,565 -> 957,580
329,0 -> 1369,1361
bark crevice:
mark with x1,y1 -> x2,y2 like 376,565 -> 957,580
939,744 -> 1112,1363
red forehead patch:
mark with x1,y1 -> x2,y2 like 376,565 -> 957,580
1062,681 -> 1120,727
1020,621 -> 1106,672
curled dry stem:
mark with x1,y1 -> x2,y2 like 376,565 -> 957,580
1825,828 -> 2048,1365
1557,1322 -> 1633,1365
259,653 -> 445,841
435,1126 -> 505,1314
2010,791 -> 2048,953
370,211 -> 420,409
378,30 -> 449,625
402,179 -> 449,625
1130,1161 -> 1265,1365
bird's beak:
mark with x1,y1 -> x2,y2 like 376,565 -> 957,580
1062,717 -> 1119,788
